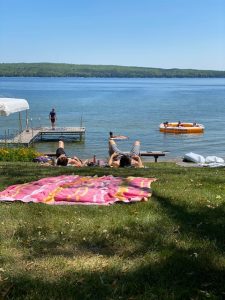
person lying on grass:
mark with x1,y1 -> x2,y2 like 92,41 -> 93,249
108,139 -> 144,168
56,141 -> 88,167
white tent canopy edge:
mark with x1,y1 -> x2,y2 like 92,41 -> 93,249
0,97 -> 29,116
0,97 -> 30,133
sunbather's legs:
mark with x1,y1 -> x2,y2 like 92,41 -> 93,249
130,141 -> 141,156
109,139 -> 140,156
108,139 -> 124,156
58,140 -> 64,149
56,148 -> 66,158
56,140 -> 66,158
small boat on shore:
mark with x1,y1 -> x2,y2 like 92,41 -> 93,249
159,122 -> 205,134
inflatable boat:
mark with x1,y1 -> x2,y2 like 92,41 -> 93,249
159,122 -> 204,134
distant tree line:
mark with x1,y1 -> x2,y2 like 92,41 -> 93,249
0,63 -> 224,78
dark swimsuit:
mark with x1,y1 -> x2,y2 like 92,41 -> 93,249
50,111 -> 56,123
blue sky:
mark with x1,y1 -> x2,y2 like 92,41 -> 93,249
0,0 -> 224,70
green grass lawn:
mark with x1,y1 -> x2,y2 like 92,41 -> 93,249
0,162 -> 225,299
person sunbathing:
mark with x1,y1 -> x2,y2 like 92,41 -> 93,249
56,141 -> 88,167
108,139 -> 144,168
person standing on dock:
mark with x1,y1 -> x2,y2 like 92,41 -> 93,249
49,108 -> 56,130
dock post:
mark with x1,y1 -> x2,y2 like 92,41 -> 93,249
4,129 -> 7,146
80,115 -> 84,141
30,118 -> 34,137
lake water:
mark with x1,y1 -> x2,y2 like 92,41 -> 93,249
0,77 -> 225,160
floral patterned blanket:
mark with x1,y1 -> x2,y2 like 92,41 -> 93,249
0,175 -> 156,205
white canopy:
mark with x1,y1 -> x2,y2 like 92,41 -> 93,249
0,98 -> 29,116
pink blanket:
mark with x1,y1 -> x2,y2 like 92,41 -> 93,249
0,175 -> 157,205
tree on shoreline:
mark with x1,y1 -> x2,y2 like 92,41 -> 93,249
0,63 -> 225,78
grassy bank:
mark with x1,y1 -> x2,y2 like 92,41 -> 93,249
0,162 -> 225,299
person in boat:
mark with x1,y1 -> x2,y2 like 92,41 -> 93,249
108,139 -> 144,168
163,121 -> 169,127
56,141 -> 88,167
177,121 -> 182,127
49,108 -> 57,130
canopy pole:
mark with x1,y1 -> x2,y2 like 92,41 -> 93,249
26,110 -> 29,132
19,112 -> 22,133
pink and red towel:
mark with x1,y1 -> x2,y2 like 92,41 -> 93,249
0,175 -> 157,205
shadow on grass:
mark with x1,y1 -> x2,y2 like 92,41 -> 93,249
153,192 -> 225,252
3,245 -> 225,300
5,197 -> 225,299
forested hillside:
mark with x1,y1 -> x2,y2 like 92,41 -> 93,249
0,63 -> 224,77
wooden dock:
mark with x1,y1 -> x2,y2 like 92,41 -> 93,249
0,126 -> 86,146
